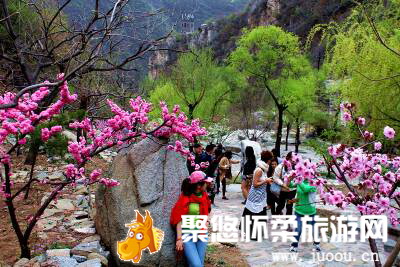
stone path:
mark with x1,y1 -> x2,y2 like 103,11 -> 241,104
210,184 -> 393,267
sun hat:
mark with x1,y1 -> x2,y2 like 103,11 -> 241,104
189,171 -> 213,184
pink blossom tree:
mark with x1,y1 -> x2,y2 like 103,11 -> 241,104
285,103 -> 399,267
0,74 -> 206,258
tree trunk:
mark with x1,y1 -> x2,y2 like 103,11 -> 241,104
274,107 -> 284,157
285,122 -> 291,151
4,164 -> 30,258
384,237 -> 400,267
295,119 -> 300,153
368,237 -> 382,267
24,141 -> 40,165
24,155 -> 37,199
188,104 -> 194,121
19,239 -> 30,259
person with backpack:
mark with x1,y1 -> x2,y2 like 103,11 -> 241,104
287,177 -> 321,253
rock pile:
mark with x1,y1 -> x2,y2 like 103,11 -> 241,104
14,240 -> 109,267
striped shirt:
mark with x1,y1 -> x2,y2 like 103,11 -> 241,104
245,167 -> 267,213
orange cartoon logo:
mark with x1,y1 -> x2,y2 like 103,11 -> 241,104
117,210 -> 164,263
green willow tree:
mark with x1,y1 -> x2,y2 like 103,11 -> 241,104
286,74 -> 318,153
308,0 -> 400,136
229,26 -> 315,156
149,49 -> 243,123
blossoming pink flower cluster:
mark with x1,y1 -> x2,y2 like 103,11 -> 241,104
41,126 -> 63,141
286,103 -> 399,226
284,150 -> 399,225
156,103 -> 207,142
65,98 -> 207,185
0,75 -> 77,166
296,103 -> 400,225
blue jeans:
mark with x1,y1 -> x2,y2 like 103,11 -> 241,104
183,238 -> 208,267
291,212 -> 320,247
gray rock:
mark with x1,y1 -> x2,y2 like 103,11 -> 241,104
13,258 -> 29,267
73,227 -> 96,234
72,255 -> 87,263
384,239 -> 397,252
71,241 -> 108,258
75,195 -> 89,209
41,208 -> 61,218
37,218 -> 58,231
81,235 -> 101,243
46,248 -> 70,257
32,254 -> 47,263
87,253 -> 108,266
33,171 -> 49,180
76,258 -> 101,267
49,256 -> 78,267
48,171 -> 64,180
95,137 -> 188,266
55,199 -> 75,210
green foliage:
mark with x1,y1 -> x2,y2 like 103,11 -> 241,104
286,71 -> 318,124
1,1 -> 68,48
149,49 -> 244,124
44,134 -> 69,158
229,26 -> 315,107
308,0 -> 400,136
29,110 -> 85,158
0,1 -> 39,41
47,243 -> 72,250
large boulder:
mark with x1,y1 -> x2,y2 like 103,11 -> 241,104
240,140 -> 262,161
95,138 -> 188,266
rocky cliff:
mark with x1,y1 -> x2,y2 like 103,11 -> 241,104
148,0 -> 354,78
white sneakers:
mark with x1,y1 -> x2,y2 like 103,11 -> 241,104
313,244 -> 321,252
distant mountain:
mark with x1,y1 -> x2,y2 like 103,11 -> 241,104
149,0 -> 355,77
61,0 -> 251,83
64,0 -> 251,35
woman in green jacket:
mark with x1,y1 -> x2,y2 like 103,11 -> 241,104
287,178 -> 321,253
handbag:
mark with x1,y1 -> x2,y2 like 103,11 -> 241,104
270,182 -> 281,198
270,167 -> 283,197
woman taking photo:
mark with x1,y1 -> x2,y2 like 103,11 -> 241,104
241,146 -> 257,204
218,151 -> 240,200
170,171 -> 212,267
242,150 -> 274,240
